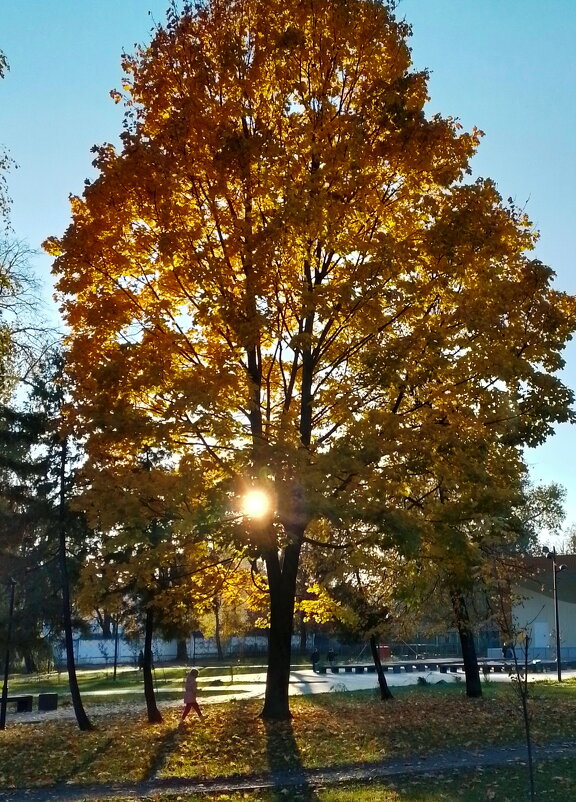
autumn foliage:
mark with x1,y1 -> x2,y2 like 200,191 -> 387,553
45,0 -> 575,719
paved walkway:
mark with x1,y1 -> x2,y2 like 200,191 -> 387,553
3,666 -> 454,724
11,664 -> 576,725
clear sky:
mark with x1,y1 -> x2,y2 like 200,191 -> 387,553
1,1 -> 575,529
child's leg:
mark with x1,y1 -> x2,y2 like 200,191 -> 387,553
181,703 -> 192,720
191,701 -> 205,720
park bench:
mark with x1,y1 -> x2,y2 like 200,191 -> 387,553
38,693 -> 58,711
6,694 -> 33,712
5,693 -> 58,713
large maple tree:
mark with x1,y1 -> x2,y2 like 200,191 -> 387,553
47,0 -> 575,719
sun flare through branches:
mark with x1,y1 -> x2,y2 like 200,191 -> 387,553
241,489 -> 272,520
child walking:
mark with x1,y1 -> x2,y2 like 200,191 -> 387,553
181,667 -> 205,722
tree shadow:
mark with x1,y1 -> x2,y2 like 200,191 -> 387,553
301,685 -> 378,713
55,737 -> 114,783
145,718 -> 182,780
263,718 -> 320,801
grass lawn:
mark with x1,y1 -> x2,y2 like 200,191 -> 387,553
1,678 -> 576,800
90,756 -> 576,801
5,663 -> 263,704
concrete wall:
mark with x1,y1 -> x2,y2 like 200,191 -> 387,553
53,637 -> 177,667
53,633 -> 288,666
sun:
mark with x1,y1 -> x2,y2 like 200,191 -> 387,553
241,489 -> 272,519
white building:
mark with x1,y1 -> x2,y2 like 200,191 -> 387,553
505,554 -> 576,664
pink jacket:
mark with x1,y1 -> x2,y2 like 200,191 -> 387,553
184,673 -> 198,704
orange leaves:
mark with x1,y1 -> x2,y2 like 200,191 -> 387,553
43,1 -> 576,639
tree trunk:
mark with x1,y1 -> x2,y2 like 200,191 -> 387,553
451,589 -> 482,698
176,638 -> 188,662
58,441 -> 93,731
0,579 -> 16,730
214,599 -> 224,661
143,607 -> 162,723
22,649 -> 37,674
112,616 -> 119,680
369,634 -> 393,700
299,610 -> 307,655
98,610 -> 113,638
261,540 -> 301,720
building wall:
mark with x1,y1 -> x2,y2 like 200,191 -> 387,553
513,588 -> 576,661
53,633 -> 301,666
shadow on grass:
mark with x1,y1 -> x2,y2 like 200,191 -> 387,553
145,720 -> 183,780
54,736 -> 115,784
298,687 -> 379,713
264,719 -> 320,801
299,681 -> 468,715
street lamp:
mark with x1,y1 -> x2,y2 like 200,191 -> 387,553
542,546 -> 568,682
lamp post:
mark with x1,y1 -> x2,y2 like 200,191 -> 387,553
542,546 -> 567,682
0,578 -> 16,730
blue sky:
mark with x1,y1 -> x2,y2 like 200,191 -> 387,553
1,1 -> 575,530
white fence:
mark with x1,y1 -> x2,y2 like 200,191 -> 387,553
54,633 -> 283,666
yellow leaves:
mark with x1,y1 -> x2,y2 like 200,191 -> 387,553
41,236 -> 62,257
297,583 -> 343,625
43,0 -> 576,625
